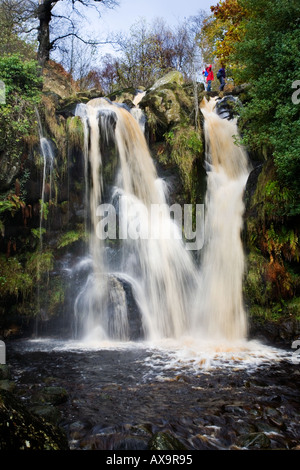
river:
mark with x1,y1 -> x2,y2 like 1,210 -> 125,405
7,336 -> 300,451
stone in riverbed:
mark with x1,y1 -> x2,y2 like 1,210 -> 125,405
0,380 -> 15,393
149,431 -> 187,450
237,432 -> 271,449
31,386 -> 68,406
0,365 -> 10,380
29,404 -> 62,425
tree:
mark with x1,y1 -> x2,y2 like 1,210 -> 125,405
0,54 -> 42,191
232,0 -> 300,212
0,0 -> 36,59
36,0 -> 119,68
113,15 -> 206,89
0,0 -> 119,69
198,0 -> 247,69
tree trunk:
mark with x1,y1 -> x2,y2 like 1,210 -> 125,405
37,0 -> 53,69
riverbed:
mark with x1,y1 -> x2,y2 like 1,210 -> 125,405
6,336 -> 300,451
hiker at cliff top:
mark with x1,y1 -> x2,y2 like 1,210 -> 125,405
203,65 -> 214,92
217,65 -> 226,91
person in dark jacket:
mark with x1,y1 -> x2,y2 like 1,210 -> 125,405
217,65 -> 226,91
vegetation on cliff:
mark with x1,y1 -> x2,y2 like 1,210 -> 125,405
205,0 -> 300,334
0,0 -> 299,342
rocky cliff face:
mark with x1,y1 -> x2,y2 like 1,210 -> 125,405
0,65 -> 299,345
0,69 -> 205,338
243,158 -> 300,345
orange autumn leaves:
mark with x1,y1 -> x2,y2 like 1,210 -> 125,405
201,0 -> 248,66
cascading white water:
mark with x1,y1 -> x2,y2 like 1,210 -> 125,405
39,138 -> 54,237
194,97 -> 250,341
35,108 -> 55,244
74,98 -> 198,342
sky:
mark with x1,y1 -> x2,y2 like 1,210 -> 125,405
98,0 -> 214,35
53,0 -> 215,70
81,0 -> 215,58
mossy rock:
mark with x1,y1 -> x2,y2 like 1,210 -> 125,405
149,431 -> 187,450
0,365 -> 10,380
0,389 -> 69,450
108,87 -> 138,103
31,386 -> 68,406
140,71 -> 194,141
0,380 -> 15,393
149,71 -> 184,91
29,404 -> 62,425
237,432 -> 271,449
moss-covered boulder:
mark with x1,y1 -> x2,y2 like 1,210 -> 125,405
149,71 -> 184,91
0,389 -> 69,450
140,71 -> 194,141
31,386 -> 68,406
138,72 -> 205,206
237,432 -> 271,450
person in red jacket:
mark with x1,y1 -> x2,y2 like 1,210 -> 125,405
206,64 -> 214,92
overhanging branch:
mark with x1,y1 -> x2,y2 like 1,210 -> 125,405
50,32 -> 115,48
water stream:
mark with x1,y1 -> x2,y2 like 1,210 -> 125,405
74,98 -> 198,342
7,95 -> 300,451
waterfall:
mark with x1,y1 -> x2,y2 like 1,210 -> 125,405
35,109 -> 55,243
194,97 -> 250,341
39,137 -> 54,239
73,95 -> 250,345
74,98 -> 198,342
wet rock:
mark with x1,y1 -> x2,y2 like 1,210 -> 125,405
149,431 -> 187,450
231,419 -> 256,436
112,436 -> 149,450
237,432 -> 271,449
0,365 -> 10,380
80,431 -> 150,451
265,407 -> 285,429
29,404 -> 62,425
215,95 -> 240,120
31,386 -> 68,406
190,433 -> 221,450
0,380 -> 16,393
139,71 -> 193,140
0,389 -> 69,450
0,153 -> 21,191
149,71 -> 184,91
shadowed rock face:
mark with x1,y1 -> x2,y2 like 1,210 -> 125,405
215,95 -> 240,121
0,388 -> 69,450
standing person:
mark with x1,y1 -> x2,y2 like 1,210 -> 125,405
217,64 -> 226,91
206,64 -> 214,92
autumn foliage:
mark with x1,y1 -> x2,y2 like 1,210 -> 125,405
201,0 -> 248,66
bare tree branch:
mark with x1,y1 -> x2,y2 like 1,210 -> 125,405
50,31 -> 113,48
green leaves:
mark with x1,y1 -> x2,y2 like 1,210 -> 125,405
0,54 -> 41,183
230,0 -> 300,212
0,54 -> 42,103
